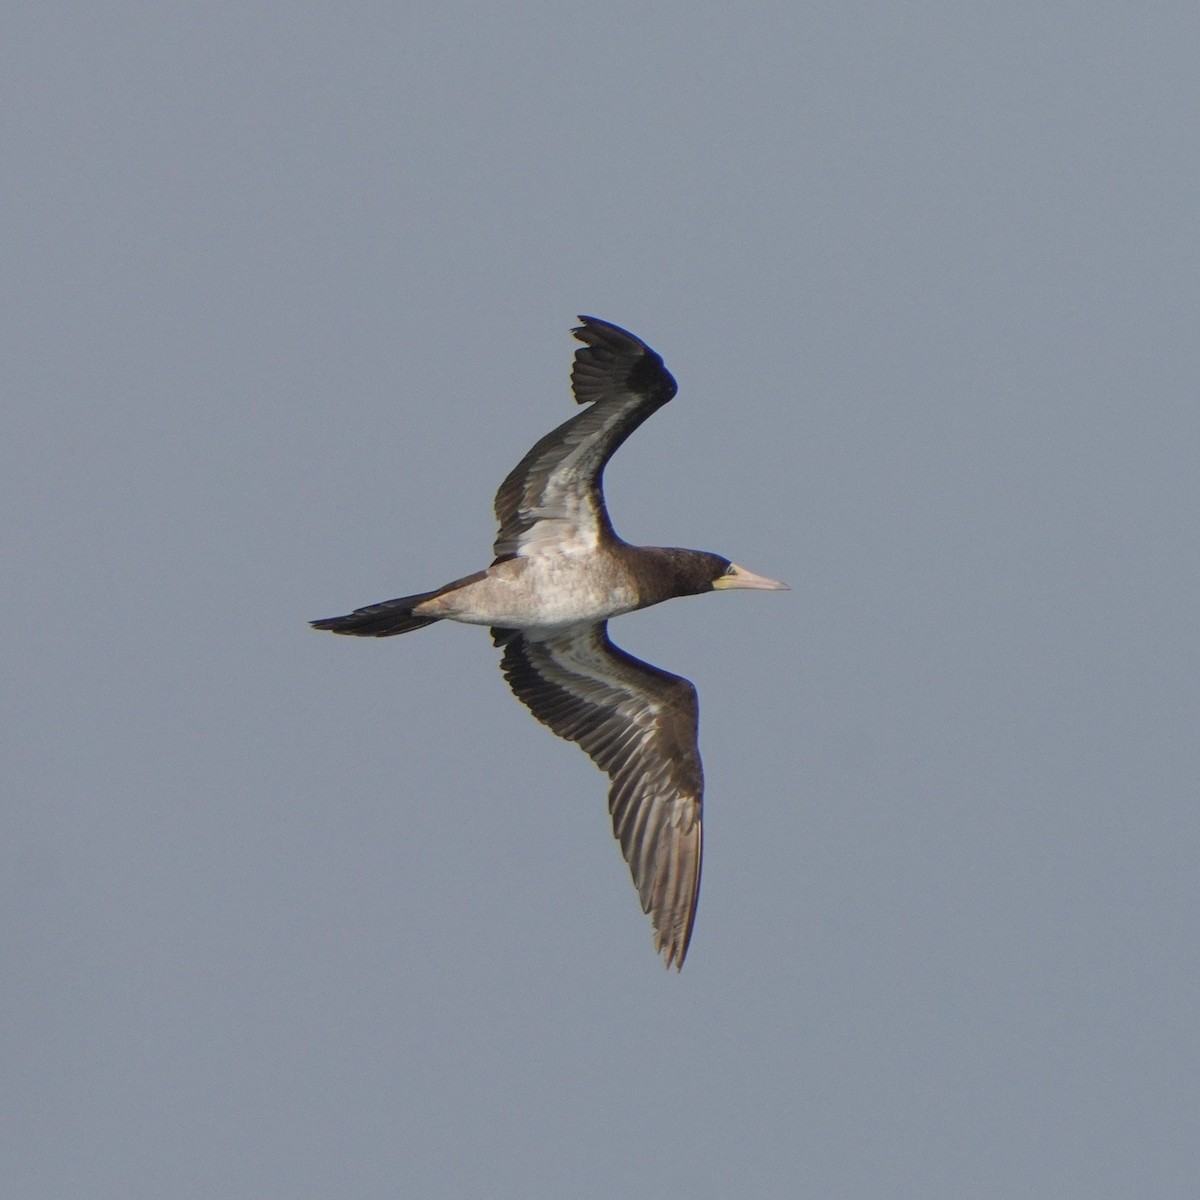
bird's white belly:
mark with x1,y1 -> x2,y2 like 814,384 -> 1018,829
416,556 -> 639,629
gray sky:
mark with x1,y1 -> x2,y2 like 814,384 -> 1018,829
5,3 -> 1198,1197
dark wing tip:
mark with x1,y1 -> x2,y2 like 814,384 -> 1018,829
570,316 -> 678,408
652,814 -> 702,971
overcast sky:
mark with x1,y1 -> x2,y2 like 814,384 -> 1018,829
4,3 -> 1198,1197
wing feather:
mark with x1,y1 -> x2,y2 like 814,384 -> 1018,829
492,317 -> 678,561
493,622 -> 703,968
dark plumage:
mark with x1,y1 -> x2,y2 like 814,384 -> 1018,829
312,317 -> 786,967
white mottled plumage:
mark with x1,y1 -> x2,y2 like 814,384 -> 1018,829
415,553 -> 640,629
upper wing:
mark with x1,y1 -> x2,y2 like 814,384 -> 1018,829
492,317 -> 678,561
493,622 -> 703,969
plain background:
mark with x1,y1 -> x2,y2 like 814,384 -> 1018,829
4,3 -> 1198,1197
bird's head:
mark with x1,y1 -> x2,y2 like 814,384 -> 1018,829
652,549 -> 788,598
708,556 -> 790,593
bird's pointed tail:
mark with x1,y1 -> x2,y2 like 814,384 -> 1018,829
310,570 -> 485,638
310,590 -> 442,637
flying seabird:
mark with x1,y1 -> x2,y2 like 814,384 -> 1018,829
312,317 -> 786,968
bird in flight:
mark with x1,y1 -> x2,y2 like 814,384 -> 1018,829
312,317 -> 786,968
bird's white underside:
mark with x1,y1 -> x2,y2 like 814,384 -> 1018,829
415,548 -> 640,630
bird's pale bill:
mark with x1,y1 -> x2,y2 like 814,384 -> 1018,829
712,564 -> 789,591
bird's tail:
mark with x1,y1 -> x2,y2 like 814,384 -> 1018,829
309,570 -> 485,638
310,592 -> 442,637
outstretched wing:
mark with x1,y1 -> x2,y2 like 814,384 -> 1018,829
492,317 -> 678,561
493,622 -> 703,968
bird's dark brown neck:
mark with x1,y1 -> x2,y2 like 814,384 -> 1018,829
620,545 -> 722,608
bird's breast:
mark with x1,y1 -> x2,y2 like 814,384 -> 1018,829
415,554 -> 640,630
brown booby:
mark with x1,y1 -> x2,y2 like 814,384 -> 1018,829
312,317 -> 786,968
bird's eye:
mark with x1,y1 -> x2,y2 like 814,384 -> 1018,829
724,564 -> 736,575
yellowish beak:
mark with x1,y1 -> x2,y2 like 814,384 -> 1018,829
712,563 -> 790,591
